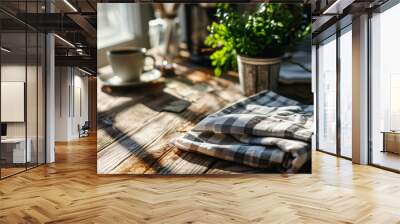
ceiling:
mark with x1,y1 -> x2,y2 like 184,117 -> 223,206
0,0 -> 99,74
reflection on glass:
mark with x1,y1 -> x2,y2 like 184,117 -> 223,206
371,4 -> 400,171
340,27 -> 352,158
0,1 -> 47,179
317,36 -> 337,154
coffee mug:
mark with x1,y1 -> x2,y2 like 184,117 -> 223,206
107,48 -> 156,83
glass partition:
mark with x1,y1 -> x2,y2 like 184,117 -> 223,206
1,31 -> 28,178
0,1 -> 46,179
27,31 -> 38,169
38,32 -> 46,165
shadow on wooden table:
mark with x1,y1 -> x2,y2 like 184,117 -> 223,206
100,80 -> 167,97
97,62 -> 312,174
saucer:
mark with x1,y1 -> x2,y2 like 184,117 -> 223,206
100,69 -> 162,87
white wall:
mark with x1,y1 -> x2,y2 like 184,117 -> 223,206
75,73 -> 89,123
55,66 -> 69,141
54,67 -> 89,141
71,73 -> 89,139
1,65 -> 26,138
1,63 -> 47,164
1,65 -> 37,138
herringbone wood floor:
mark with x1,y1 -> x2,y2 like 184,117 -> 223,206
1,135 -> 400,223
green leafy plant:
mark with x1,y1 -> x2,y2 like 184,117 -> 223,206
205,3 -> 311,76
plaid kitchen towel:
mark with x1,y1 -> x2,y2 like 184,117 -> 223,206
173,91 -> 313,172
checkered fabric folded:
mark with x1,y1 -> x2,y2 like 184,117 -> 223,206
173,91 -> 313,172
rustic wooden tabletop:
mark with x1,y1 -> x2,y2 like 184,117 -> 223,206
97,60 -> 263,174
97,59 -> 312,175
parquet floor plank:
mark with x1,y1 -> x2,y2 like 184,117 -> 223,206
1,135 -> 400,223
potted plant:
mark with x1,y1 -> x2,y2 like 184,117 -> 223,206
205,4 -> 311,96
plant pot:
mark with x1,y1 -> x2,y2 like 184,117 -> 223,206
237,55 -> 281,96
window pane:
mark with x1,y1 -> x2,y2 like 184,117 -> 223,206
97,4 -> 133,48
371,3 -> 400,171
339,27 -> 352,158
318,36 -> 337,154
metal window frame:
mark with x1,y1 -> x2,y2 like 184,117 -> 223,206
315,32 -> 340,157
367,0 -> 400,173
314,18 -> 353,161
314,0 -> 400,173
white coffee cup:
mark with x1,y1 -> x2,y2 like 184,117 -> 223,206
107,48 -> 156,83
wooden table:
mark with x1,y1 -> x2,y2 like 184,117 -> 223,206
97,60 -> 312,175
382,131 -> 400,154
